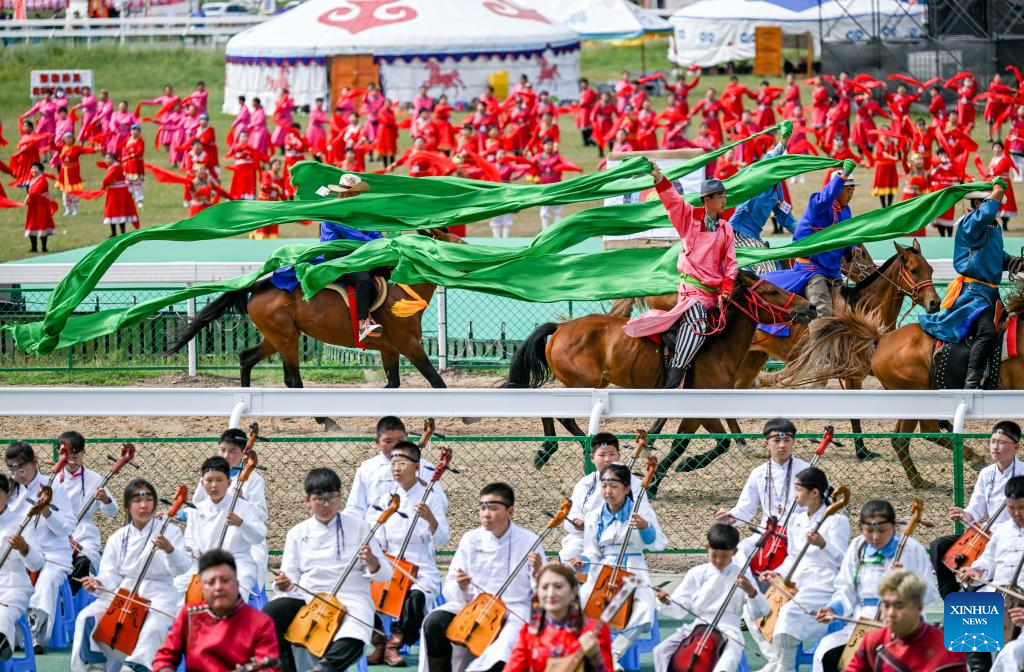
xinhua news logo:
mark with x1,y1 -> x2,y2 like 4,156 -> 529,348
944,592 -> 1004,653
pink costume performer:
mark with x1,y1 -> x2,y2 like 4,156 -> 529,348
624,174 -> 738,388
106,107 -> 138,155
73,90 -> 97,142
270,91 -> 295,148
23,95 -> 57,141
228,99 -> 251,145
248,103 -> 271,156
305,102 -> 328,155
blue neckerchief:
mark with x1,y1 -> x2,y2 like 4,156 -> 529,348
863,534 -> 899,559
229,466 -> 242,477
596,498 -> 632,541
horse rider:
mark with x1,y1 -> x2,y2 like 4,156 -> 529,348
270,174 -> 384,341
762,159 -> 858,319
919,179 -> 1024,388
623,164 -> 738,389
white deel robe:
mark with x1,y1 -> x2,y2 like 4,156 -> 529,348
963,458 -> 1024,525
194,468 -> 269,590
761,508 -> 849,671
53,466 -> 118,572
993,633 -> 1024,671
344,453 -> 441,518
967,518 -> 1024,587
12,470 -> 75,641
579,498 -> 668,659
653,562 -> 770,672
559,471 -> 641,562
274,512 -> 393,653
417,523 -> 543,672
70,517 -> 192,672
0,501 -> 43,646
811,535 -> 939,672
728,456 -> 810,561
367,482 -> 449,605
176,495 -> 266,603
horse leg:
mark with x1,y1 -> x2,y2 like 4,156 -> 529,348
675,418 -> 732,472
239,339 -> 276,387
649,419 -> 694,499
379,348 -> 402,389
891,419 -> 933,490
555,417 -> 590,463
271,323 -> 340,432
727,351 -> 772,455
724,418 -> 757,456
536,417 -> 560,470
645,417 -> 670,457
844,377 -> 880,461
918,419 -> 986,472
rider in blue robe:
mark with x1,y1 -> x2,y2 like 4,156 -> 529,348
919,182 -> 1022,387
760,163 -> 858,318
729,138 -> 798,276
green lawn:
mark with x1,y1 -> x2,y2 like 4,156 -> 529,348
0,39 -> 1006,264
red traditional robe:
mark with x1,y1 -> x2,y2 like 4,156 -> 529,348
846,621 -> 966,672
24,174 -> 56,236
152,600 -> 279,672
505,619 -> 613,672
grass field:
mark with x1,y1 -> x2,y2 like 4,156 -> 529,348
0,39 -> 1005,263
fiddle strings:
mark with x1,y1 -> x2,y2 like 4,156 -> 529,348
466,578 -> 530,625
656,592 -> 745,647
288,582 -> 388,637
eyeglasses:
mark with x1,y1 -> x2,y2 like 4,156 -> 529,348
6,463 -> 26,473
309,493 -> 341,505
990,439 -> 1018,448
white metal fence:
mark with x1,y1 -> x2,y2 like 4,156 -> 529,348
0,14 -> 267,44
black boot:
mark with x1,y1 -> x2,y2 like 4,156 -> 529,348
964,311 -> 996,389
663,365 -> 685,390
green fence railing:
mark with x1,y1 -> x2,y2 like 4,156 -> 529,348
6,432 -> 978,555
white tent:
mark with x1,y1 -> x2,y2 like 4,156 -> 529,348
668,0 -> 925,68
223,0 -> 580,113
518,0 -> 672,40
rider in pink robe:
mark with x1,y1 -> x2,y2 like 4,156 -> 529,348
624,169 -> 738,388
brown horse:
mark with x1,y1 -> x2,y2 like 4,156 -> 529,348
169,230 -> 464,430
779,284 -> 1024,488
609,242 -> 942,458
504,270 -> 816,494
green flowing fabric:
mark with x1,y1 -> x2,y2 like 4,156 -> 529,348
4,124 -> 803,355
5,181 -> 990,354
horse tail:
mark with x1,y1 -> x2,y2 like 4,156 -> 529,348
607,297 -> 647,319
774,302 -> 887,387
503,322 -> 558,388
165,283 -> 258,355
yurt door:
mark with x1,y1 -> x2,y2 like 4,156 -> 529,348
330,55 -> 379,107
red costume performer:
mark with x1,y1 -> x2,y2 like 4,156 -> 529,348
505,618 -> 613,672
152,600 -> 279,672
101,160 -> 140,231
251,165 -> 286,239
24,172 -> 56,240
846,621 -> 966,672
872,139 -> 900,198
226,142 -> 262,200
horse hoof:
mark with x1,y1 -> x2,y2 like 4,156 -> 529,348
736,439 -> 757,457
533,445 -> 557,469
856,449 -> 881,462
911,478 -> 937,491
461,417 -> 481,424
970,458 -> 988,472
318,417 -> 341,433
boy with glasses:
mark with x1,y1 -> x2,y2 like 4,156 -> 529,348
930,420 -> 1024,598
4,441 -> 75,653
263,468 -> 392,672
420,483 -> 544,672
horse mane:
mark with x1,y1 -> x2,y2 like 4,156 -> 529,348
838,251 -> 911,303
776,301 -> 887,386
1006,278 -> 1024,316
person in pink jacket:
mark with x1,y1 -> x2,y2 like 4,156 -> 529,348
624,167 -> 738,389
305,97 -> 328,157
248,97 -> 271,157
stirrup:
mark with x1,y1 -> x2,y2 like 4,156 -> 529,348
358,321 -> 383,340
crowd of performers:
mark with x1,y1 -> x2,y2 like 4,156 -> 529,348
3,417 -> 1024,671
5,66 -> 1024,248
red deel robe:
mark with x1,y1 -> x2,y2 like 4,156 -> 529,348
846,621 -> 966,672
152,600 -> 279,672
505,618 -> 613,672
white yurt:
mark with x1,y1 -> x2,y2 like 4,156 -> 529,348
668,0 -> 925,68
223,0 -> 581,113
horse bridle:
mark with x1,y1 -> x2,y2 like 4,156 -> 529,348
876,261 -> 936,322
688,278 -> 800,337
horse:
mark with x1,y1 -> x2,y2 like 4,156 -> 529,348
609,241 -> 942,459
504,270 -> 816,495
168,229 -> 465,430
778,282 -> 1024,488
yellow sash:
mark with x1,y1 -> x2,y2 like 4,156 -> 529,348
940,275 -> 999,309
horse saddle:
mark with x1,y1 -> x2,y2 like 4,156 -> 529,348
929,313 -> 1017,390
324,275 -> 389,313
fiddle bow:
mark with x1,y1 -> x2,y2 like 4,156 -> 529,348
446,498 -> 572,657
184,424 -> 259,606
70,443 -> 138,556
942,499 -> 1007,573
0,489 -> 52,571
371,446 -> 452,618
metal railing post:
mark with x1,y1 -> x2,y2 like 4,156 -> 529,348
437,286 -> 448,370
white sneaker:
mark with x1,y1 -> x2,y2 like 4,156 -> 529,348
358,321 -> 382,340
